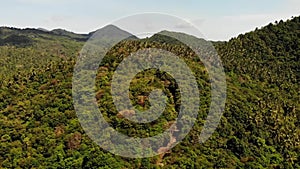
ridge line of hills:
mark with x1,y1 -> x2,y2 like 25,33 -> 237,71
1,16 -> 298,43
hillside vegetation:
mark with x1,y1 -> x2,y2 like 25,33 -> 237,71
0,17 -> 299,168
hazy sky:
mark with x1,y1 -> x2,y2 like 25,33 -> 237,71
1,0 -> 299,40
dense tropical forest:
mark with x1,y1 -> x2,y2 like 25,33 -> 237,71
0,16 -> 299,168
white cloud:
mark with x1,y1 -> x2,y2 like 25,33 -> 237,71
174,21 -> 194,29
192,12 -> 298,41
46,15 -> 69,23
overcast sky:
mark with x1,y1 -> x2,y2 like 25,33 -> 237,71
1,0 -> 299,40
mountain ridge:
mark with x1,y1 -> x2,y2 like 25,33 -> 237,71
0,15 -> 298,44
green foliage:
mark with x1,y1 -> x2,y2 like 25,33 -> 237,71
0,16 -> 299,168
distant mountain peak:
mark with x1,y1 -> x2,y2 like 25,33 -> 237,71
37,28 -> 49,32
101,24 -> 122,30
90,24 -> 138,40
50,28 -> 75,35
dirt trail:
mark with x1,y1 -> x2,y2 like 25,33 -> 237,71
156,122 -> 179,166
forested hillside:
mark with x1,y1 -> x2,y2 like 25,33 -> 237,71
0,16 -> 299,168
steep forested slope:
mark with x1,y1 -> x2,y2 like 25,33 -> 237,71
0,17 -> 299,168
